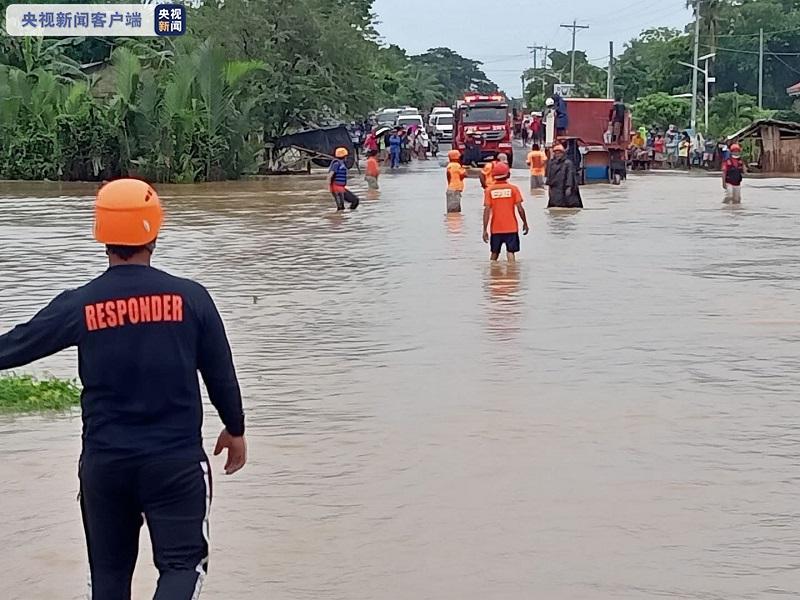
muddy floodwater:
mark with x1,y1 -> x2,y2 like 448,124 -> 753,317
2,164 -> 800,599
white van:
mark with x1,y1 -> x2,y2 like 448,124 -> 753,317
430,113 -> 454,142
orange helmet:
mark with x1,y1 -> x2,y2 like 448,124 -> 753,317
94,179 -> 163,246
447,149 -> 461,160
335,147 -> 349,158
730,143 -> 742,153
492,162 -> 510,179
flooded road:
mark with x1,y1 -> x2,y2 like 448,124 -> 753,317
2,165 -> 800,599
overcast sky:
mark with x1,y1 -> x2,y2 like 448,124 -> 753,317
372,0 -> 692,96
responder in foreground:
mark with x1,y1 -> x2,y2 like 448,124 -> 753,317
0,179 -> 247,599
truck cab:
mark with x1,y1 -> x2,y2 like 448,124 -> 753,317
453,94 -> 513,165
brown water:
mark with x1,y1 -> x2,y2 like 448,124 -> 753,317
2,165 -> 800,600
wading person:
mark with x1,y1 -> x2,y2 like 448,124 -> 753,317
388,130 -> 402,169
328,147 -> 359,210
483,162 -> 530,261
722,143 -> 746,204
526,143 -> 547,191
546,144 -> 583,208
480,153 -> 509,190
365,150 -> 381,191
0,178 -> 247,599
445,149 -> 468,213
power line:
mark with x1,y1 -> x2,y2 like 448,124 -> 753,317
705,44 -> 800,57
716,25 -> 800,39
769,52 -> 800,77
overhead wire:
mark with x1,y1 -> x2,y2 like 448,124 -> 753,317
716,26 -> 800,39
769,51 -> 800,77
704,44 -> 800,57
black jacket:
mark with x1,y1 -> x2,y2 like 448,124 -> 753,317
0,265 -> 245,462
546,156 -> 583,208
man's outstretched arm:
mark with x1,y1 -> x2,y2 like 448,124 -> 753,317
0,291 -> 80,371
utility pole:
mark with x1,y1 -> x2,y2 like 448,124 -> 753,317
533,45 -> 552,96
690,0 -> 701,129
528,45 -> 539,72
560,20 -> 589,84
607,41 -> 615,99
758,27 -> 764,109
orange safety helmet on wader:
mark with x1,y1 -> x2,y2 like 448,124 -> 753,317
94,179 -> 163,246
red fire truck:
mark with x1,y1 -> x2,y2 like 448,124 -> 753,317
453,93 -> 514,165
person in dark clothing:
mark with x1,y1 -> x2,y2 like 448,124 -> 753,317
546,144 -> 583,208
0,178 -> 247,599
552,94 -> 569,136
608,95 -> 626,142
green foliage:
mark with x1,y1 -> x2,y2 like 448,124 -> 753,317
614,28 -> 692,101
772,110 -> 800,123
0,0 -> 495,181
0,375 -> 81,413
410,47 -> 496,99
613,2 -> 800,110
632,92 -> 692,129
706,92 -> 773,137
523,51 -> 606,106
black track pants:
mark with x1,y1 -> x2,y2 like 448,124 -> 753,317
79,457 -> 212,600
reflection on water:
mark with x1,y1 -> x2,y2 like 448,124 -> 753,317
2,169 -> 800,599
484,262 -> 522,342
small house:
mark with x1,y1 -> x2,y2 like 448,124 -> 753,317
726,119 -> 800,173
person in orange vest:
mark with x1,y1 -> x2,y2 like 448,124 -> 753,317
445,149 -> 469,213
526,143 -> 548,190
480,153 -> 509,189
483,162 -> 530,262
365,150 -> 380,191
0,179 -> 247,598
722,143 -> 745,204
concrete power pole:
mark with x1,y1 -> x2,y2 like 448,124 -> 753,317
758,28 -> 764,109
607,41 -> 615,99
560,20 -> 590,85
690,0 -> 701,129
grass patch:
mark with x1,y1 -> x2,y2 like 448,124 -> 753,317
0,374 -> 81,413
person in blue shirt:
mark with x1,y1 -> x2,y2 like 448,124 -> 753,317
389,129 -> 402,169
328,147 -> 359,211
0,178 -> 247,599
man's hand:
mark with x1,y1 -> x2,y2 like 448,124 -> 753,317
722,182 -> 728,190
214,429 -> 247,475
565,187 -> 573,196
483,230 -> 489,243
523,224 -> 530,235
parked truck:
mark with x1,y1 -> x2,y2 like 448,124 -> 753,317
545,97 -> 631,184
453,94 -> 514,165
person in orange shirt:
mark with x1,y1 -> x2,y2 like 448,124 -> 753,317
526,143 -> 547,190
364,150 -> 380,190
445,149 -> 468,213
479,153 -> 509,189
483,162 -> 529,261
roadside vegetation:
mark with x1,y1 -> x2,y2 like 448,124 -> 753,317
0,374 -> 81,414
524,0 -> 800,136
0,0 -> 495,183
